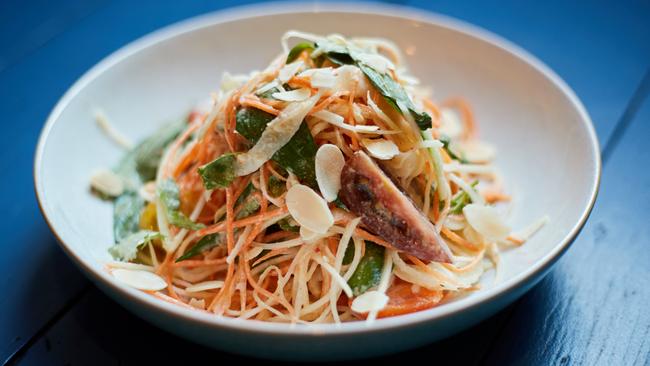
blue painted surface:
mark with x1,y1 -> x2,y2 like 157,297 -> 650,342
1,0 -> 649,364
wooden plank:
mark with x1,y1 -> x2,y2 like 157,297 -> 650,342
2,0 -> 648,364
14,286 -> 516,365
482,75 -> 650,365
0,0 -> 107,72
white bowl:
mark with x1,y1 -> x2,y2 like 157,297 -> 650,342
34,3 -> 600,361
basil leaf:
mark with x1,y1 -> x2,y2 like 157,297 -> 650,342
132,120 -> 186,182
287,42 -> 314,63
109,230 -> 162,261
176,233 -> 223,262
449,181 -> 478,214
157,179 -> 205,229
357,63 -> 432,130
113,192 -> 145,243
198,153 -> 237,189
235,107 -> 318,187
347,242 -> 385,296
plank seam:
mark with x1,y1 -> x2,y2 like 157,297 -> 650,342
2,284 -> 91,366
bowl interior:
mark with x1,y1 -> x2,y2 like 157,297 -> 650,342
35,6 -> 598,333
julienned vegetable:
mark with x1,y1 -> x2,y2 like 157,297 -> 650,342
94,31 -> 545,324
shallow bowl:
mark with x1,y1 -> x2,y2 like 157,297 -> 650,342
34,3 -> 600,361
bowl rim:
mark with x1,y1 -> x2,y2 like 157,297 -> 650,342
34,1 -> 601,336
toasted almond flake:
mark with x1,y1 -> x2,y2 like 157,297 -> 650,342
278,60 -> 303,83
90,168 -> 124,197
439,108 -> 463,140
255,80 -> 279,95
299,226 -> 322,242
362,138 -> 400,160
311,110 -> 380,133
456,140 -> 496,163
112,269 -> 166,291
105,261 -> 155,272
138,181 -> 156,202
334,65 -> 369,97
298,67 -> 332,78
315,144 -> 345,202
355,53 -> 395,74
351,290 -> 389,313
311,68 -> 336,88
189,298 -> 206,309
463,204 -> 510,241
272,88 -> 311,102
286,184 -> 334,234
186,280 -> 225,293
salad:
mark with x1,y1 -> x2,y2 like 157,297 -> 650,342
90,31 -> 547,323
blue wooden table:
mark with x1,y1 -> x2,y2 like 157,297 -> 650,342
2,0 -> 649,364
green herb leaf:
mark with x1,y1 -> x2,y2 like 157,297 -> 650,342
198,153 -> 237,189
109,230 -> 162,261
235,107 -> 318,187
113,192 -> 145,243
287,42 -> 315,64
347,242 -> 385,296
117,119 -> 185,184
157,179 -> 205,229
449,181 -> 478,214
357,63 -> 431,130
176,233 -> 223,262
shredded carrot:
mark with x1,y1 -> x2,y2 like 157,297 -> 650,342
441,227 -> 481,251
240,95 -> 280,116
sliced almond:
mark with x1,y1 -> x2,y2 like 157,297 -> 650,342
315,144 -> 345,202
455,140 -> 496,163
463,204 -> 510,241
272,88 -> 311,102
351,290 -> 389,313
278,60 -> 303,83
185,280 -> 225,293
311,68 -> 336,89
299,226 -> 322,242
90,168 -> 124,197
311,110 -> 380,133
112,269 -> 166,291
362,139 -> 400,160
286,184 -> 334,234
